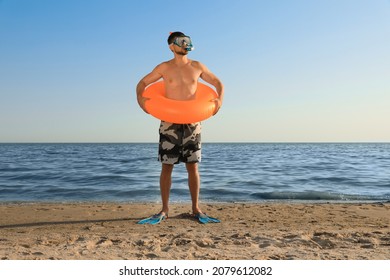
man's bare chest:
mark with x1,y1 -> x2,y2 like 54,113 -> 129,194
164,64 -> 201,82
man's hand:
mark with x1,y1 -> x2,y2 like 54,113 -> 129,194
212,98 -> 222,115
137,96 -> 150,114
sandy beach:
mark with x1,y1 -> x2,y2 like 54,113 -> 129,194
0,202 -> 389,260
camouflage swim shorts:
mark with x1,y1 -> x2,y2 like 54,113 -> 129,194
158,121 -> 201,164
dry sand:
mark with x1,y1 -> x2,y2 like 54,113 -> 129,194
0,202 -> 389,260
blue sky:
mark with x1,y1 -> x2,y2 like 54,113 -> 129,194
1,0 -> 389,142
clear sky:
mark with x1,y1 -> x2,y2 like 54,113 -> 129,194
1,0 -> 389,143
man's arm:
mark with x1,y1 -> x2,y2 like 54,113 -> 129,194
136,64 -> 164,113
198,62 -> 224,115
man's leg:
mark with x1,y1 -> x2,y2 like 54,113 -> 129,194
186,162 -> 201,214
160,163 -> 174,215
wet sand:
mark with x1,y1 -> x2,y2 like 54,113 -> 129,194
0,202 -> 389,260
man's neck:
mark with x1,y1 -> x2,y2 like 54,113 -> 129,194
172,54 -> 189,66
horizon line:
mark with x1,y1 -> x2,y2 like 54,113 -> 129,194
1,141 -> 389,144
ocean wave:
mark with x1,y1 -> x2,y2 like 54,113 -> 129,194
250,191 -> 389,201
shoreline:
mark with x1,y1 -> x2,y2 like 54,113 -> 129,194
1,202 -> 389,260
1,199 -> 389,205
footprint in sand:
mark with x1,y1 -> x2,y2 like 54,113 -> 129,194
174,238 -> 192,246
195,238 -> 215,248
96,237 -> 113,247
259,241 -> 272,248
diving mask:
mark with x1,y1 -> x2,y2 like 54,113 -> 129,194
173,36 -> 194,51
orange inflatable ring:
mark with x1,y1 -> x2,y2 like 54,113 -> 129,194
143,81 -> 218,124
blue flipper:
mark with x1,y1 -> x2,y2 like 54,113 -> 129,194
137,213 -> 167,225
195,213 -> 221,224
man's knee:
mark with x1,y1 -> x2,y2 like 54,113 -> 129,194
185,163 -> 198,174
161,163 -> 174,174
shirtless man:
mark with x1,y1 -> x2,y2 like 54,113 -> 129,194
136,32 -> 224,224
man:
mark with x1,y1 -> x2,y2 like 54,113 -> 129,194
136,32 -> 224,224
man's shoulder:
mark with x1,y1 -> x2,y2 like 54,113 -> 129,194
190,60 -> 205,68
153,60 -> 171,73
190,59 -> 201,65
156,60 -> 171,68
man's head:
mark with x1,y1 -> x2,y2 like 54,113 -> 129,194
167,32 -> 186,45
168,31 -> 194,55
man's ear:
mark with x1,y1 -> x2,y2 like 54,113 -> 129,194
169,44 -> 174,52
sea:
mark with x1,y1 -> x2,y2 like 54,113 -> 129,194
0,143 -> 389,203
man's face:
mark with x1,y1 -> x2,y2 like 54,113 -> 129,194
172,44 -> 189,56
170,36 -> 193,55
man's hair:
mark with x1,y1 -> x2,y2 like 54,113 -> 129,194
167,31 -> 186,45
